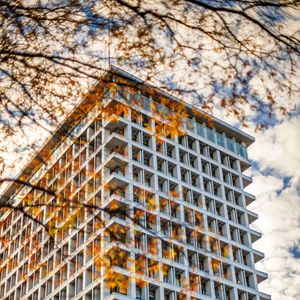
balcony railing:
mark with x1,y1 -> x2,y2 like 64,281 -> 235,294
107,91 -> 249,160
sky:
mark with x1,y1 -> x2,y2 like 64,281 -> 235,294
1,1 -> 299,298
245,116 -> 300,300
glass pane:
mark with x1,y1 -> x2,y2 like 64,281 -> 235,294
186,119 -> 195,132
227,139 -> 235,152
216,134 -> 225,147
240,146 -> 248,159
196,124 -> 206,138
142,96 -> 150,111
207,129 -> 216,143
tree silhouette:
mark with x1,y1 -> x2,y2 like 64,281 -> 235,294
1,0 -> 299,140
0,1 -> 299,297
0,74 -> 267,299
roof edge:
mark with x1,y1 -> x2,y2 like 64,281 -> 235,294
109,65 -> 255,146
1,65 -> 254,203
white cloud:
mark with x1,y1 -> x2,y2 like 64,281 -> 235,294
247,117 -> 300,300
249,117 -> 300,177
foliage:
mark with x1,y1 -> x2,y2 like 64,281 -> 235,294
0,0 -> 299,296
0,85 -> 238,296
0,0 -> 299,164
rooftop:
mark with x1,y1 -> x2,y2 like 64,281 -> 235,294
0,66 -> 254,204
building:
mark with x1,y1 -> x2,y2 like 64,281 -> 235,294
0,67 -> 271,300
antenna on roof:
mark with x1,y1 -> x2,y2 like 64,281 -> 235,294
108,3 -> 112,69
108,17 -> 111,68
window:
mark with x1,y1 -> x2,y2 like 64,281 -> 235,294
136,285 -> 143,300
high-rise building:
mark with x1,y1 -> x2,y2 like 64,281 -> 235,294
0,67 -> 270,300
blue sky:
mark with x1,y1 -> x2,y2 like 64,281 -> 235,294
245,115 -> 300,299
1,4 -> 299,294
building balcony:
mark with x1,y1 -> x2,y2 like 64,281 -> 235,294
103,153 -> 129,182
253,249 -> 265,264
103,115 -> 128,137
259,291 -> 272,300
103,271 -> 131,300
103,134 -> 128,159
242,174 -> 253,188
256,269 -> 269,284
104,199 -> 130,223
103,173 -> 129,203
250,229 -> 262,244
103,222 -> 130,248
248,211 -> 258,225
245,192 -> 255,206
106,246 -> 131,270
240,159 -> 252,172
104,292 -> 132,300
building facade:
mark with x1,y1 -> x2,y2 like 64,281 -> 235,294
0,67 -> 271,300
